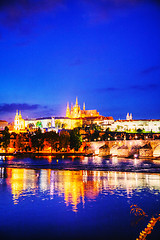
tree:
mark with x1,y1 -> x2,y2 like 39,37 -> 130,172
91,130 -> 99,141
27,123 -> 35,130
62,123 -> 67,129
59,130 -> 70,151
137,128 -> 143,133
15,134 -> 25,151
55,120 -> 62,128
31,128 -> 44,152
44,131 -> 59,153
70,128 -> 82,151
36,121 -> 43,128
102,128 -> 110,140
1,127 -> 10,153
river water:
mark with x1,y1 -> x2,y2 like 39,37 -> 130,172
0,156 -> 160,240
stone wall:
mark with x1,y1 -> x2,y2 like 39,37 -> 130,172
139,148 -> 153,158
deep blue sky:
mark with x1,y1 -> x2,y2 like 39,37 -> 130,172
0,0 -> 160,122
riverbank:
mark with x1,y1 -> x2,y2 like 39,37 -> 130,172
0,152 -> 90,157
1,152 -> 160,160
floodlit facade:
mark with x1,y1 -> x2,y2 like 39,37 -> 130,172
0,120 -> 8,130
13,98 -> 108,131
13,100 -> 160,133
110,119 -> 160,132
14,110 -> 25,131
66,97 -> 100,118
25,117 -> 55,129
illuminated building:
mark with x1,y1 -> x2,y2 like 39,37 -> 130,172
65,97 -> 114,129
126,113 -> 132,120
0,120 -> 8,130
25,117 -> 56,130
13,100 -> 160,133
13,97 -> 109,131
110,117 -> 160,133
66,97 -> 100,118
14,110 -> 25,131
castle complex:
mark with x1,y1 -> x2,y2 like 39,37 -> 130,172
66,97 -> 100,118
11,97 -> 160,133
13,98 -> 107,132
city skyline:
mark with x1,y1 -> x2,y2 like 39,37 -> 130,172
0,0 -> 160,122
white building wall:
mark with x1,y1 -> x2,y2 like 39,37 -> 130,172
109,120 -> 160,132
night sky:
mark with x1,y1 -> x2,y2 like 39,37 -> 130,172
0,0 -> 160,122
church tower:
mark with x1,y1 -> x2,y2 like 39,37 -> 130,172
126,113 -> 132,120
126,113 -> 130,120
70,103 -> 73,117
66,102 -> 70,118
76,97 -> 78,106
14,110 -> 25,131
83,102 -> 85,111
73,97 -> 79,118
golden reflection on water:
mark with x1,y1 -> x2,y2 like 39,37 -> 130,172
3,168 -> 160,211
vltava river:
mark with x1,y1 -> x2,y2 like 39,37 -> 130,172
0,156 -> 160,240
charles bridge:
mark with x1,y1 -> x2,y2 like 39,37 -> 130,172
87,139 -> 160,158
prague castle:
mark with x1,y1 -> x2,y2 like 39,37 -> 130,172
66,97 -> 100,118
12,97 -> 160,133
14,97 -> 109,132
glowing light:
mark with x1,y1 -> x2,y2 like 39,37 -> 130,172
95,148 -> 99,155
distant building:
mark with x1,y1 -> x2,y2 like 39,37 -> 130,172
0,120 -> 8,130
65,97 -> 113,129
110,119 -> 160,133
25,117 -> 55,130
126,113 -> 132,120
13,98 -> 113,131
14,110 -> 25,131
66,97 -> 100,119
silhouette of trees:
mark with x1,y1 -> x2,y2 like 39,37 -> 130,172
59,130 -> 70,151
70,128 -> 82,151
36,121 -> 43,128
31,128 -> 44,152
1,126 -> 10,153
15,134 -> 25,151
44,131 -> 59,153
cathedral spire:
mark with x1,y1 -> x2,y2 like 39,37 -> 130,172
16,109 -> 18,116
83,102 -> 85,111
126,113 -> 130,120
66,102 -> 70,118
76,96 -> 78,106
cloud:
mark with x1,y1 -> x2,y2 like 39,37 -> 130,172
140,65 -> 160,75
0,0 -> 65,33
82,0 -> 160,24
0,103 -> 41,113
97,83 -> 160,93
81,0 -> 143,24
0,0 -> 159,32
130,84 -> 158,90
0,0 -> 64,12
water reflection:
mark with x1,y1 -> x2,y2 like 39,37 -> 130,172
0,167 -> 160,212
